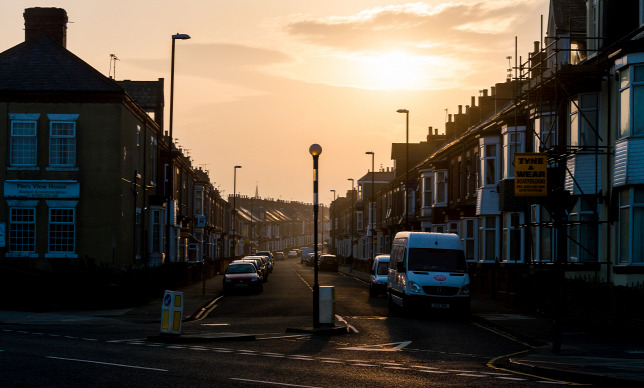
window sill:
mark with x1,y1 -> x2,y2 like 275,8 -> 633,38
46,167 -> 79,172
7,167 -> 39,171
4,252 -> 38,258
45,253 -> 78,259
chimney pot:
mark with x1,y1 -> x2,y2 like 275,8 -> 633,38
458,105 -> 463,114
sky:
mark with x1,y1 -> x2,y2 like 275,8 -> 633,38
1,0 -> 550,204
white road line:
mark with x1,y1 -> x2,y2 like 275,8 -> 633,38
335,314 -> 358,333
230,378 -> 323,388
46,356 -> 168,372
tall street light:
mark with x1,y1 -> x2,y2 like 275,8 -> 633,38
347,178 -> 355,259
169,33 -> 191,143
166,32 -> 190,263
309,144 -> 322,328
365,151 -> 375,261
232,165 -> 242,257
330,189 -> 336,254
397,109 -> 410,230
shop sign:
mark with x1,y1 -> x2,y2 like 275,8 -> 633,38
4,180 -> 80,199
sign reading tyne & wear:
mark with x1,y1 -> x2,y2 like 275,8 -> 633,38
514,153 -> 547,196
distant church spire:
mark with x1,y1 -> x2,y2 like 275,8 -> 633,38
255,182 -> 259,198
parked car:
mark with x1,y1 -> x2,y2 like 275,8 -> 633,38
304,252 -> 315,265
288,250 -> 298,259
369,254 -> 390,297
223,262 -> 263,294
275,252 -> 285,260
237,256 -> 269,282
255,251 -> 274,272
318,254 -> 338,271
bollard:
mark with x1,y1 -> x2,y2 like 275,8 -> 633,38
319,286 -> 335,326
160,290 -> 183,335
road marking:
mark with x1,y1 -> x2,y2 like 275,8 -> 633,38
230,378 -> 323,388
46,356 -> 168,372
339,341 -> 411,351
335,314 -> 358,333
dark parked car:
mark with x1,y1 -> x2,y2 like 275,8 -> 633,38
318,254 -> 338,271
223,262 -> 263,294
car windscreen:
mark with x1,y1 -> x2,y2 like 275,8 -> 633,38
408,248 -> 467,272
376,261 -> 389,275
226,264 -> 255,274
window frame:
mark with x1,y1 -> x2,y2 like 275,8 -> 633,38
618,187 -> 644,264
502,212 -> 525,263
8,207 -> 37,255
48,207 -> 76,254
10,119 -> 38,167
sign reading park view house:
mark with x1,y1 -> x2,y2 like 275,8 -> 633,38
514,153 -> 547,196
4,180 -> 80,199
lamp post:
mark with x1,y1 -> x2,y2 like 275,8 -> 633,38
166,33 -> 190,264
365,151 -> 375,260
330,190 -> 336,254
232,165 -> 242,258
397,109 -> 410,230
347,178 -> 355,259
309,144 -> 322,328
169,33 -> 191,143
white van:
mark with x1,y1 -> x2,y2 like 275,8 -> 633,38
369,254 -> 390,297
387,232 -> 470,314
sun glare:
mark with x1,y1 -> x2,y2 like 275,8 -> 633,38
358,51 -> 432,91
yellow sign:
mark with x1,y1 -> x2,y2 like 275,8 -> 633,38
514,153 -> 547,196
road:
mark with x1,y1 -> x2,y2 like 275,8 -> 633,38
0,257 -> 580,387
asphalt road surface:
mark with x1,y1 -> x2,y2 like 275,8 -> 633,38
0,258 -> 582,387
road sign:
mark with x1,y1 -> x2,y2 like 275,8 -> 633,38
514,153 -> 547,196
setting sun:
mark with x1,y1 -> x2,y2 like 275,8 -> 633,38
358,51 -> 433,90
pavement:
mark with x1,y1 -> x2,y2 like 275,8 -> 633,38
2,261 -> 643,386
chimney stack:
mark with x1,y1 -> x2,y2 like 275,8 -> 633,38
24,8 -> 68,47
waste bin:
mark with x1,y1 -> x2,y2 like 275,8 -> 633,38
160,290 -> 183,335
319,286 -> 335,325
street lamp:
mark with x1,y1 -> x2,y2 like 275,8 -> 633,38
166,32 -> 190,263
365,151 -> 375,260
309,144 -> 322,328
232,165 -> 242,257
169,33 -> 191,143
347,178 -> 355,260
397,109 -> 410,230
330,190 -> 336,254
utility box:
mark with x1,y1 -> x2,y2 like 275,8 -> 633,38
160,290 -> 183,335
319,286 -> 335,325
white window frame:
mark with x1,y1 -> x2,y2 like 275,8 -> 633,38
434,170 -> 447,206
568,197 -> 599,263
461,218 -> 478,261
150,208 -> 164,254
356,211 -> 364,231
530,204 -> 553,263
569,93 -> 599,147
502,212 -> 525,263
618,64 -> 644,139
618,187 -> 644,264
422,174 -> 433,207
48,207 -> 76,254
502,126 -> 525,179
8,206 -> 37,255
479,137 -> 500,188
478,215 -> 499,262
533,111 -> 558,152
9,114 -> 39,167
48,114 -> 78,168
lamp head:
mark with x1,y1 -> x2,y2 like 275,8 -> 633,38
396,109 -> 409,114
234,165 -> 242,169
365,151 -> 374,155
309,144 -> 322,156
172,33 -> 191,40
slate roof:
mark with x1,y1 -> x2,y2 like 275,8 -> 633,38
550,0 -> 586,34
0,34 -> 123,93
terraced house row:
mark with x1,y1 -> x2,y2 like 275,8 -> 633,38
330,0 -> 644,330
0,8 -> 315,276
